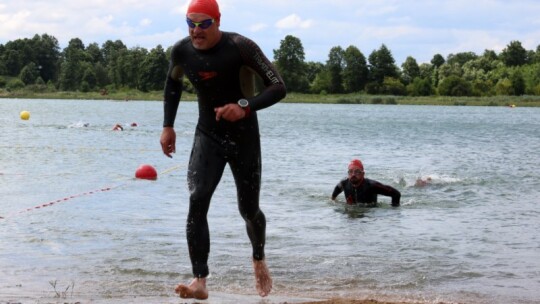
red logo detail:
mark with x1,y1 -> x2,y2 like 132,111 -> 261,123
198,71 -> 217,80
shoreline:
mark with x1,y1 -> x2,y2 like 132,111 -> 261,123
1,91 -> 540,107
300,300 -> 428,304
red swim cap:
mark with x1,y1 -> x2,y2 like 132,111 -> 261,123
348,159 -> 364,170
187,0 -> 221,22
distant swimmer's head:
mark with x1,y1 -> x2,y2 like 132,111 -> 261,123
348,159 -> 364,171
348,159 -> 365,185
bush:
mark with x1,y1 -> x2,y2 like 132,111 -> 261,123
407,77 -> 433,96
438,75 -> 472,96
371,97 -> 383,104
365,82 -> 380,94
6,78 -> 25,91
385,97 -> 397,104
381,77 -> 406,96
495,78 -> 514,95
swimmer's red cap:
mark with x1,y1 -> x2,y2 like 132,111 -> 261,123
348,159 -> 364,170
187,0 -> 221,22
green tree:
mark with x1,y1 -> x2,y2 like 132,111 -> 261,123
31,34 -> 61,83
93,62 -> 110,88
342,45 -> 368,93
418,63 -> 433,79
273,35 -> 309,92
310,68 -> 331,94
437,62 -> 463,81
102,40 -> 128,88
82,65 -> 97,90
430,54 -> 445,68
381,77 -> 406,95
534,45 -> 540,63
305,61 -> 324,84
86,42 -> 104,64
58,38 -> 89,90
495,78 -> 513,95
19,62 -> 40,85
115,47 -> 148,88
368,44 -> 398,85
471,79 -> 495,96
510,70 -> 525,95
407,77 -> 433,96
6,78 -> 25,91
446,51 -> 478,67
401,56 -> 420,85
438,75 -> 472,96
3,49 -> 24,76
139,45 -> 168,92
326,46 -> 345,93
500,40 -> 529,67
521,63 -> 540,94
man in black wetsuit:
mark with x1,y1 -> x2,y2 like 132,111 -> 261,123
331,159 -> 401,207
159,0 -> 286,300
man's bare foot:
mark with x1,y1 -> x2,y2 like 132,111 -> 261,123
253,259 -> 272,297
175,278 -> 208,300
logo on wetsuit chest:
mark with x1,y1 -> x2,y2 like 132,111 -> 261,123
198,71 -> 218,80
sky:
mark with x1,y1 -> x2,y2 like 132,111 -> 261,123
1,0 -> 540,65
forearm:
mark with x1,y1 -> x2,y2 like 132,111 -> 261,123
331,187 -> 342,200
163,76 -> 182,127
390,191 -> 401,206
236,35 -> 286,111
248,83 -> 286,112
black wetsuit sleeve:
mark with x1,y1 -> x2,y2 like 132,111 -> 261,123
234,35 -> 286,111
331,180 -> 345,199
163,75 -> 182,127
372,181 -> 401,207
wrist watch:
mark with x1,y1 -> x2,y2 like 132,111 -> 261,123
237,98 -> 251,117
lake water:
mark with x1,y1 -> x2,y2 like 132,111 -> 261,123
1,98 -> 539,304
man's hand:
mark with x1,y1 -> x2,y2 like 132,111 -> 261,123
214,103 -> 246,122
160,127 -> 176,158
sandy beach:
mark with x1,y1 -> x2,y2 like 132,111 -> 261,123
299,299 -> 436,304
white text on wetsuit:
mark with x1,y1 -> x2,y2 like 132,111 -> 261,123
253,52 -> 280,85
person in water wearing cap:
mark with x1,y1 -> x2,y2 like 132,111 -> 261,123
159,0 -> 286,300
331,159 -> 401,207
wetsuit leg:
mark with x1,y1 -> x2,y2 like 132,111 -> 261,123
186,129 -> 227,278
229,136 -> 266,261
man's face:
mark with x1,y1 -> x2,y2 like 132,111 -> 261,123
186,13 -> 221,50
348,165 -> 365,185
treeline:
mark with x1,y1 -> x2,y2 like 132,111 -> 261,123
1,33 -> 539,97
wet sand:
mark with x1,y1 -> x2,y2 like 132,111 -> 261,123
299,299 -> 432,304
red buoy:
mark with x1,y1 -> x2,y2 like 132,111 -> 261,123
135,164 -> 158,180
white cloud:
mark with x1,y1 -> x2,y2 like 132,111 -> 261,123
249,23 -> 268,32
275,14 -> 313,30
140,18 -> 152,27
1,0 -> 540,64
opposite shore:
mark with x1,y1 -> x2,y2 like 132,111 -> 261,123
1,90 -> 540,107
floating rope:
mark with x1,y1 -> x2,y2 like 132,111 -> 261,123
0,164 -> 182,220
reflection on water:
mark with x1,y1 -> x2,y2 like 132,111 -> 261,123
1,99 -> 540,304
333,204 -> 370,219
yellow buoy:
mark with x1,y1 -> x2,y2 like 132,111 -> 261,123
20,110 -> 30,120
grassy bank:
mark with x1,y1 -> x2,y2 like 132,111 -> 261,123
2,89 -> 540,107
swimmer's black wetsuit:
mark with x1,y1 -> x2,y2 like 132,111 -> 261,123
332,178 -> 401,207
163,32 -> 286,278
